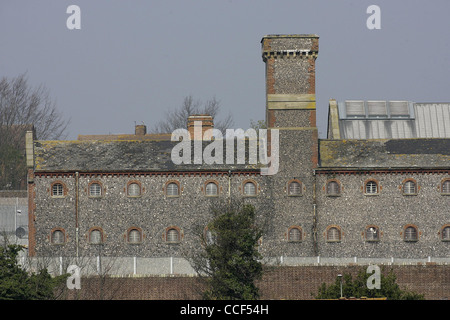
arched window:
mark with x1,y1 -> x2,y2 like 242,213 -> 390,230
166,228 -> 180,243
288,181 -> 302,196
442,226 -> 450,241
89,229 -> 103,244
243,181 -> 256,196
127,183 -> 141,197
51,230 -> 65,244
403,180 -> 417,195
89,183 -> 102,197
288,227 -> 302,242
404,226 -> 418,242
205,182 -> 218,196
327,227 -> 341,242
365,226 -> 379,241
326,181 -> 340,195
442,180 -> 450,195
204,228 -> 216,246
128,229 -> 142,243
166,182 -> 179,196
52,183 -> 64,197
365,180 -> 378,194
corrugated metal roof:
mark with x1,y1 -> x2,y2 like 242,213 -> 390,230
336,101 -> 450,139
414,103 -> 450,138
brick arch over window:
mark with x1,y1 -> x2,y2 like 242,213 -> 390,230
287,226 -> 303,242
325,225 -> 342,242
50,180 -> 68,197
401,224 -> 420,242
88,180 -> 104,197
164,226 -> 183,243
400,178 -> 419,195
126,180 -> 143,197
325,179 -> 342,196
202,226 -> 216,246
241,179 -> 259,196
363,225 -> 381,241
126,227 -> 143,243
88,226 -> 105,244
363,178 -> 380,195
440,178 -> 450,195
50,227 -> 66,244
439,224 -> 450,241
286,179 -> 303,196
203,179 -> 220,196
164,180 -> 181,197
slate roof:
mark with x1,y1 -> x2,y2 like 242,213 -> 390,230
319,138 -> 450,169
33,139 -> 262,173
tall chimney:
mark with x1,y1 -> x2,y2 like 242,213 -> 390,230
135,124 -> 147,136
187,114 -> 214,140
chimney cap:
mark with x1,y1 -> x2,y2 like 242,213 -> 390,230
135,124 -> 147,135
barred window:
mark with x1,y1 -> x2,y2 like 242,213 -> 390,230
128,183 -> 141,197
403,181 -> 416,194
442,180 -> 450,194
128,229 -> 141,243
244,182 -> 256,196
90,229 -> 102,244
365,226 -> 379,241
205,182 -> 218,196
327,181 -> 340,195
167,183 -> 179,196
365,181 -> 378,194
288,227 -> 302,242
404,226 -> 418,241
442,227 -> 450,241
89,183 -> 102,197
51,230 -> 64,244
288,181 -> 302,196
52,183 -> 64,197
327,227 -> 341,242
167,228 -> 180,243
205,229 -> 216,246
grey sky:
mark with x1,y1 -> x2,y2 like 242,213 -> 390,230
0,0 -> 449,140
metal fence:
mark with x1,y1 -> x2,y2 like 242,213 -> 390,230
17,255 -> 450,277
0,196 -> 28,245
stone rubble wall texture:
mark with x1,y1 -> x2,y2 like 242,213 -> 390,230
315,172 -> 450,258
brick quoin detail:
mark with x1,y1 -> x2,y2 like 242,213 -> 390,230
308,58 -> 316,95
27,169 -> 36,256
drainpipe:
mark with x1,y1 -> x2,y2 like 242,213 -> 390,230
312,169 -> 318,256
75,171 -> 79,258
228,170 -> 232,205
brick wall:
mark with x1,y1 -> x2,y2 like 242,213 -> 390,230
61,265 -> 450,300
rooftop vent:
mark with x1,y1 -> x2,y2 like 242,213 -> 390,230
367,101 -> 387,117
342,100 -> 411,119
345,100 -> 365,117
389,101 -> 410,116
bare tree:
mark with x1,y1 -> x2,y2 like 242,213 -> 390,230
0,73 -> 69,189
0,73 -> 69,143
152,95 -> 233,134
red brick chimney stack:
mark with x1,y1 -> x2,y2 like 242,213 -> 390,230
187,114 -> 214,140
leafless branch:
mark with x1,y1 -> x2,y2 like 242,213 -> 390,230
151,95 -> 234,134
